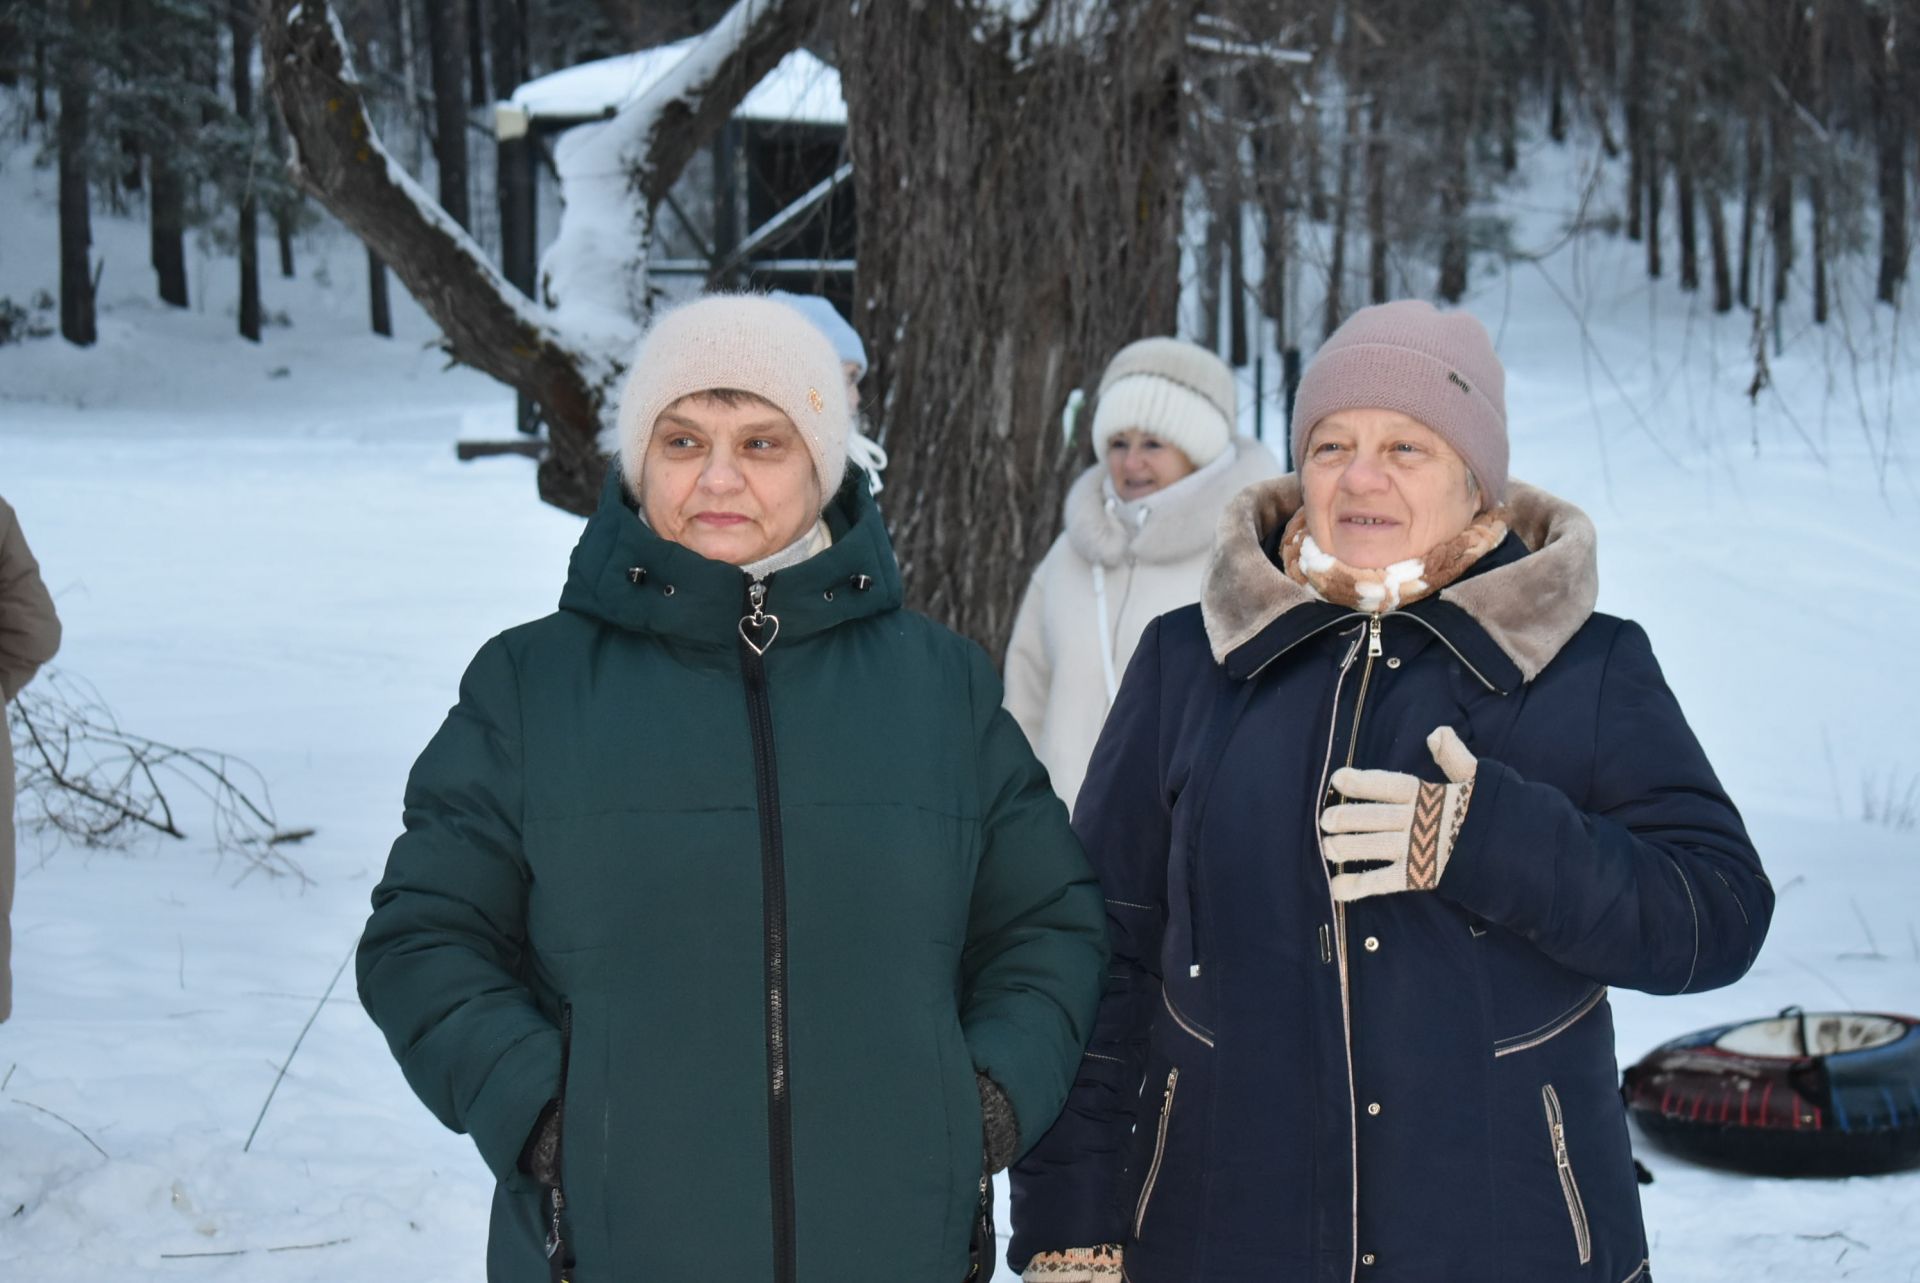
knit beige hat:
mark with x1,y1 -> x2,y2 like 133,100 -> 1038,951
616,294 -> 853,503
1290,299 -> 1508,502
1091,337 -> 1236,468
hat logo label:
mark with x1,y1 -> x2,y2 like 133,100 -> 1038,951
1447,371 -> 1472,395
807,387 -> 826,413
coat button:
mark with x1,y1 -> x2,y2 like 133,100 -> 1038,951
1367,1101 -> 1382,1116
850,573 -> 874,592
1363,936 -> 1380,952
1385,657 -> 1401,669
1361,1253 -> 1377,1266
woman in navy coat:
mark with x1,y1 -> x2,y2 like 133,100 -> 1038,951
1010,301 -> 1771,1283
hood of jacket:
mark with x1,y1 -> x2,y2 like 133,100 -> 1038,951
1200,474 -> 1599,682
1063,436 -> 1281,569
558,466 -> 904,647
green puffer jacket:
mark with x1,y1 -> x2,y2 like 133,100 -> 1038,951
358,470 -> 1108,1283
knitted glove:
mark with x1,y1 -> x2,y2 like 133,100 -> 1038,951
1022,1245 -> 1125,1281
1320,726 -> 1478,902
979,1073 -> 1022,1174
517,1098 -> 562,1187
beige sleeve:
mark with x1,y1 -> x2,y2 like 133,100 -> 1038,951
1001,566 -> 1052,752
0,498 -> 62,704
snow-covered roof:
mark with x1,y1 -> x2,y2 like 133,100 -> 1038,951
510,40 -> 845,128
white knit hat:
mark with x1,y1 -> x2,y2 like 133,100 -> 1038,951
616,294 -> 853,504
1090,337 -> 1236,468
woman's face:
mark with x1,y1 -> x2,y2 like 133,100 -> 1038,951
1301,408 -> 1481,568
641,393 -> 822,566
1106,429 -> 1198,500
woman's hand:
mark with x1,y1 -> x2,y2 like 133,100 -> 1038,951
1320,726 -> 1478,901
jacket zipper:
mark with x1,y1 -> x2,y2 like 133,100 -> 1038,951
1542,1084 -> 1594,1265
545,1001 -> 574,1283
1494,986 -> 1608,1058
739,579 -> 797,1283
1131,1067 -> 1180,1238
1307,622 -> 1370,1283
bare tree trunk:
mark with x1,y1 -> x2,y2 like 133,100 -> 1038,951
1325,87 -> 1355,337
56,0 -> 94,346
1707,173 -> 1733,311
1770,108 -> 1792,307
368,247 -> 393,337
467,0 -> 488,107
151,154 -> 189,307
1646,131 -> 1662,278
839,1 -> 1194,656
1436,44 -> 1472,303
1366,93 -> 1388,304
1228,185 -> 1248,367
425,0 -> 471,228
1199,206 -> 1224,354
269,111 -> 298,278
1738,122 -> 1760,308
232,0 -> 261,342
1876,7 -> 1910,305
1625,0 -> 1650,242
1807,2 -> 1828,325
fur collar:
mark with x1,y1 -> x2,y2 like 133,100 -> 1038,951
1064,437 -> 1281,568
1201,476 -> 1599,682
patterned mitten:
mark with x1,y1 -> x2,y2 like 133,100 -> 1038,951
1320,726 -> 1478,901
1022,1245 -> 1125,1281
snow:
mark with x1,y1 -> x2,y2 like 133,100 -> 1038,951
4,103 -> 1920,1282
511,43 -> 845,128
527,6 -> 846,373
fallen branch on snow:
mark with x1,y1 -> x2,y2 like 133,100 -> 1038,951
7,669 -> 313,885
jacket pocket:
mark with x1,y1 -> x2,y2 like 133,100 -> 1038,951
1132,1066 -> 1181,1239
1541,1083 -> 1593,1265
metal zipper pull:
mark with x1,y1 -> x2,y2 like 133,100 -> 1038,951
740,580 -> 781,656
1319,923 -> 1333,964
1368,614 -> 1383,658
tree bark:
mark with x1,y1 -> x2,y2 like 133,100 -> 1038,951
425,0 -> 471,228
839,1 -> 1195,657
57,0 -> 94,347
1770,107 -> 1792,307
262,0 -> 823,515
232,0 -> 261,342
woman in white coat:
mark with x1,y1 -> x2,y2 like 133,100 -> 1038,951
1005,338 -> 1279,810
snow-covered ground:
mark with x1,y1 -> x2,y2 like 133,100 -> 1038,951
3,113 -> 1918,1280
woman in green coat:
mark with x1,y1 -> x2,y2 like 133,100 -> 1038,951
358,295 -> 1108,1283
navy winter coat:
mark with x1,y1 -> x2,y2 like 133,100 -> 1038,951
1009,479 -> 1771,1283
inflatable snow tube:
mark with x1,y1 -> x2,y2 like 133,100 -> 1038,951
1623,1008 -> 1920,1177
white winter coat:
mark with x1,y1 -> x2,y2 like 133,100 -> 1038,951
1004,437 -> 1280,810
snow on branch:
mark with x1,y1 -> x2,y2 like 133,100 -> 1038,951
538,0 -> 825,349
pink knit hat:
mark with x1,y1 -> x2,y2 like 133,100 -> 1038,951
1290,300 -> 1508,502
616,294 -> 853,504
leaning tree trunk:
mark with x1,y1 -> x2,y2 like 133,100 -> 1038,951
263,0 -> 826,514
839,2 -> 1195,658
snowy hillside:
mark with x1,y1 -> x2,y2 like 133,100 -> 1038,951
3,119 -> 1918,1280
